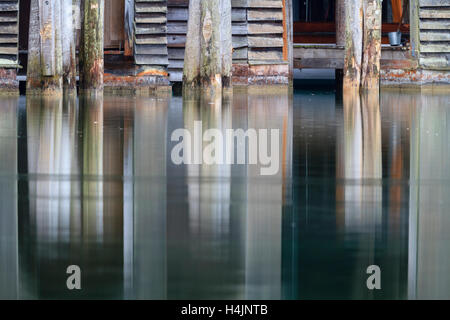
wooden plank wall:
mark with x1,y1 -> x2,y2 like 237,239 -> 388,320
0,0 -> 19,66
247,0 -> 284,64
167,0 -> 187,82
164,0 -> 285,81
134,0 -> 170,68
418,0 -> 450,70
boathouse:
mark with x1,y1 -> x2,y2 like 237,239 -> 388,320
0,0 -> 449,92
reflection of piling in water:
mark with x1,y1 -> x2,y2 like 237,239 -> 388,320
132,94 -> 169,299
0,97 -> 19,299
360,91 -> 382,231
21,94 -> 135,298
63,95 -> 82,242
81,95 -> 104,240
336,89 -> 382,298
338,89 -> 382,232
245,88 -> 290,299
26,96 -> 68,243
379,91 -> 411,298
21,95 -> 82,297
177,89 -> 236,298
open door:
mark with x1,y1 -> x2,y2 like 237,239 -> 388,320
104,0 -> 125,51
292,0 -> 410,45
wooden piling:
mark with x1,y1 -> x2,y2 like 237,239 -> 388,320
62,0 -> 77,91
80,0 -> 104,91
183,0 -> 201,86
220,0 -> 232,87
183,0 -> 232,91
27,0 -> 63,94
336,0 -> 346,47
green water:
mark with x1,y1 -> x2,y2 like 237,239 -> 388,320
0,87 -> 449,299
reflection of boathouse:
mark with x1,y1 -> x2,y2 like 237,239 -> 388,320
0,0 -> 449,92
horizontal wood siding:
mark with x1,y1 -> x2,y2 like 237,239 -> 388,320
0,0 -> 19,66
247,0 -> 284,64
134,0 -> 169,67
231,0 -> 248,66
418,0 -> 450,69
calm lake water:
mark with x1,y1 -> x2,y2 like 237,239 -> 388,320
0,86 -> 449,299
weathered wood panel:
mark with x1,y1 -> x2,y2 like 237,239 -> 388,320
247,0 -> 284,64
167,1 -> 187,81
418,2 -> 450,69
0,0 -> 18,66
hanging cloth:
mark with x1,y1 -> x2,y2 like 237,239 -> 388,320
391,0 -> 403,23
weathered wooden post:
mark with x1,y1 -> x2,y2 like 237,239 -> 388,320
27,0 -> 63,93
183,0 -> 232,90
220,0 -> 232,87
80,0 -> 104,91
343,0 -> 363,89
344,0 -> 382,90
62,0 -> 77,90
27,0 -> 76,94
184,0 -> 201,86
361,0 -> 382,90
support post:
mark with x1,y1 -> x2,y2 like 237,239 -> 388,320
62,0 -> 77,91
361,0 -> 382,90
410,0 -> 420,60
27,0 -> 64,94
343,0 -> 363,89
335,0 -> 345,90
199,0 -> 222,89
80,0 -> 104,91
